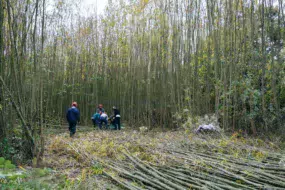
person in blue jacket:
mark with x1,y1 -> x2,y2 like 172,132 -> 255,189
66,102 -> 80,137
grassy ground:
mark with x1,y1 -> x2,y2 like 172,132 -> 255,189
2,126 -> 284,189
40,125 -> 285,189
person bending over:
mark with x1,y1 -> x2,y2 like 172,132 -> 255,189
99,111 -> 108,129
92,110 -> 101,129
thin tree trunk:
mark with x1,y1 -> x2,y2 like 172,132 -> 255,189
0,0 -> 5,137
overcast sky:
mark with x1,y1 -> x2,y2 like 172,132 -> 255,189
81,0 -> 108,15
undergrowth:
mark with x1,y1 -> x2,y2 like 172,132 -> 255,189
1,127 -> 283,189
40,127 -> 284,189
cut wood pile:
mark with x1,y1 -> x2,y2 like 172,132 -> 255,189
102,149 -> 285,190
45,130 -> 285,189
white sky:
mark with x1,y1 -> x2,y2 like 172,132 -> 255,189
81,0 -> 108,15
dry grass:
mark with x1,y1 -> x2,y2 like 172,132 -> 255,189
43,127 -> 283,182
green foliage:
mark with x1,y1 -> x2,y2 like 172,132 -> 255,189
3,180 -> 53,190
4,163 -> 16,170
4,160 -> 11,165
91,163 -> 104,175
32,168 -> 49,177
0,157 -> 5,165
0,158 -> 16,171
0,138 -> 14,159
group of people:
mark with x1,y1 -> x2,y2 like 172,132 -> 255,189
91,104 -> 121,130
66,102 -> 121,137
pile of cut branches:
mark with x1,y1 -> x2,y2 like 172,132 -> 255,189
100,148 -> 285,190
66,140 -> 285,189
45,130 -> 285,189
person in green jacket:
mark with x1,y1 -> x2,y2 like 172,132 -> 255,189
91,110 -> 101,129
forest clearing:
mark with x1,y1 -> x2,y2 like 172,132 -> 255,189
45,127 -> 285,190
0,0 -> 285,189
1,125 -> 285,189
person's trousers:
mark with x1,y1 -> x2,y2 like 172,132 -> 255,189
68,122 -> 77,137
114,117 -> 121,130
99,119 -> 108,129
92,119 -> 100,129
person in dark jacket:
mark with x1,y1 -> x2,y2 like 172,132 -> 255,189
111,106 -> 121,130
66,102 -> 80,137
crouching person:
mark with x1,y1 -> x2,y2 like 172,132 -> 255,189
92,111 -> 101,129
99,111 -> 108,129
111,106 -> 121,130
66,102 -> 80,137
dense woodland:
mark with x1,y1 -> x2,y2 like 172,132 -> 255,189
0,0 -> 285,160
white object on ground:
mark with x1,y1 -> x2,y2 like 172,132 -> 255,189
195,123 -> 220,133
139,126 -> 148,132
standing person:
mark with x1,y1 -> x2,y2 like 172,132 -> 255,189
97,104 -> 105,113
99,111 -> 108,129
66,102 -> 80,137
111,106 -> 121,130
91,110 -> 101,129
